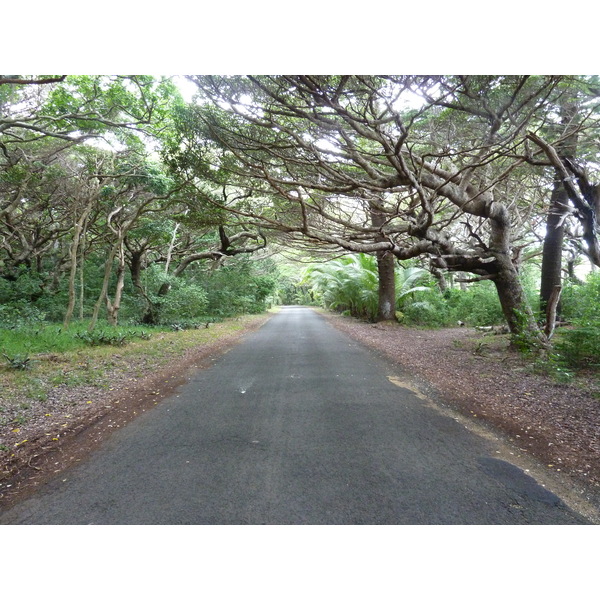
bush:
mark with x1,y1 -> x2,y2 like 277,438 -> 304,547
400,282 -> 506,328
445,283 -> 505,326
0,322 -> 156,359
554,323 -> 600,368
561,272 -> 600,323
201,259 -> 277,317
158,283 -> 209,322
0,304 -> 47,328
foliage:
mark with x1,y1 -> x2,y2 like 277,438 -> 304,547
0,303 -> 47,329
304,254 -> 432,322
303,252 -> 535,328
0,322 -> 160,358
553,272 -> 600,369
157,282 -> 209,322
3,75 -> 600,346
398,282 -> 504,327
561,271 -> 600,322
303,252 -> 516,327
395,266 -> 435,316
200,256 -> 278,317
554,324 -> 600,369
74,330 -> 151,347
2,352 -> 32,370
304,255 -> 378,320
531,352 -> 575,383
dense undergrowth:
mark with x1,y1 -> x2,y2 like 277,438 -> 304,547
303,255 -> 600,375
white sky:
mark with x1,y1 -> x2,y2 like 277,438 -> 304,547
4,3 -> 599,75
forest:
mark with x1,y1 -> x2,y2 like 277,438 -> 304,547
1,75 -> 600,373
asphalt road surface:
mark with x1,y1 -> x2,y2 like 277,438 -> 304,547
0,307 -> 590,524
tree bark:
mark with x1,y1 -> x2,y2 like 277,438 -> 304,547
63,203 -> 92,328
370,204 -> 397,321
129,248 -> 161,325
105,240 -> 125,326
376,251 -> 397,321
89,245 -> 117,332
431,267 -> 448,293
492,254 -> 547,348
540,179 -> 568,317
539,101 -> 578,318
544,285 -> 562,340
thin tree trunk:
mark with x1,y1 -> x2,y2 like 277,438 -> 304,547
431,267 -> 448,293
63,203 -> 93,328
540,179 -> 568,317
165,214 -> 186,274
105,239 -> 126,326
78,214 -> 90,320
89,244 -> 118,332
78,236 -> 85,320
544,285 -> 562,340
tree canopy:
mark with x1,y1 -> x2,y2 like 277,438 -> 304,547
2,74 -> 600,345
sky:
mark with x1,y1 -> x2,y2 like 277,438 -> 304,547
5,2 -> 599,75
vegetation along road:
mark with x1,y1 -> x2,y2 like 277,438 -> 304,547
0,307 -> 590,524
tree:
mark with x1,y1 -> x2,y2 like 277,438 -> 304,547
176,75 -> 589,344
522,79 -> 600,330
0,75 -> 278,327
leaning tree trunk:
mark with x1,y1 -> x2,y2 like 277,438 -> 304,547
492,252 -> 548,349
456,214 -> 549,348
89,244 -> 118,332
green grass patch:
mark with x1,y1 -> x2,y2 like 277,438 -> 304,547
0,313 -> 270,417
0,321 -> 170,358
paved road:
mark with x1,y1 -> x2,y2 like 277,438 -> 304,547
0,307 -> 590,524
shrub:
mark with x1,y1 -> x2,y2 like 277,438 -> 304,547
446,283 -> 505,326
158,283 -> 209,322
554,323 -> 600,368
401,282 -> 506,328
561,272 -> 600,323
2,352 -> 32,370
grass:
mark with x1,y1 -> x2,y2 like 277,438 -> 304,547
0,321 -> 170,357
0,313 -> 271,418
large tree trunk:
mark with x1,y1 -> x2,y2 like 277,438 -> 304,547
376,251 -> 396,321
129,249 -> 162,325
540,101 -> 578,318
540,179 -> 568,316
488,206 -> 546,346
492,253 -> 548,349
436,217 -> 547,348
370,204 -> 397,321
